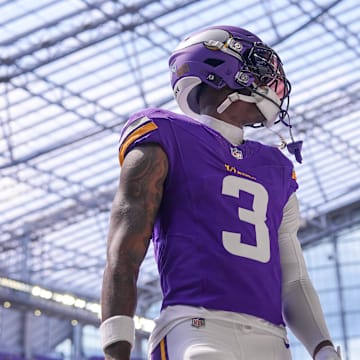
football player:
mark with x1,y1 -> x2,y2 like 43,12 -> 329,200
100,25 -> 341,360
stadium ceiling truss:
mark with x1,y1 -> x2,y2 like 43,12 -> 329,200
0,0 -> 359,354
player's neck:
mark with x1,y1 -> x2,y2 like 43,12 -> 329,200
198,114 -> 244,146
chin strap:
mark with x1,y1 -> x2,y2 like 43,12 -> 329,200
267,127 -> 287,149
216,86 -> 281,127
217,87 -> 303,164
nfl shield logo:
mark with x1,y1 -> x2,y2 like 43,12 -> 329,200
231,147 -> 243,160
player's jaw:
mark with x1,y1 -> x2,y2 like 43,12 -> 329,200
219,100 -> 267,129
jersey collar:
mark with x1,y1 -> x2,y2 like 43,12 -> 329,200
198,114 -> 244,146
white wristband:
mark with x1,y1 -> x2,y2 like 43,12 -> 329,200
100,315 -> 135,350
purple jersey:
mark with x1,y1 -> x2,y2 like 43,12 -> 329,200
119,108 -> 298,326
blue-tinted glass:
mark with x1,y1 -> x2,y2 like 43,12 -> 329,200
304,242 -> 334,267
346,313 -> 360,337
341,264 -> 360,287
317,290 -> 340,314
343,288 -> 360,312
308,266 -> 337,292
325,315 -> 344,339
338,227 -> 360,264
348,336 -> 360,359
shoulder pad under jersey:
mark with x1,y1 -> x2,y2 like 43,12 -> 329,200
118,108 -> 184,165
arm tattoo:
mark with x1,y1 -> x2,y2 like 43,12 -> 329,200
101,144 -> 168,319
118,144 -> 167,250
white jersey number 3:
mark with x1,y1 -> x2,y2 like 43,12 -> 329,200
222,175 -> 270,263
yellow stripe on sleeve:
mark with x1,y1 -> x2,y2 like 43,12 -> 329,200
119,116 -> 150,145
160,338 -> 167,360
119,121 -> 158,165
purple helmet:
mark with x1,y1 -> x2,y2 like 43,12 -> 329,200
169,25 -> 291,125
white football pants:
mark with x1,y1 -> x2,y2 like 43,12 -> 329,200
150,317 -> 292,360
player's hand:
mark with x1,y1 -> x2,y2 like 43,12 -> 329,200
104,341 -> 131,360
314,345 -> 341,360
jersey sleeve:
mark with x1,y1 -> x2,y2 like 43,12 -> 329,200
118,108 -> 172,166
283,163 -> 298,208
270,146 -> 299,206
288,160 -> 299,196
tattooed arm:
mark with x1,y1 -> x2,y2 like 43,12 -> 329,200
101,144 -> 168,360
